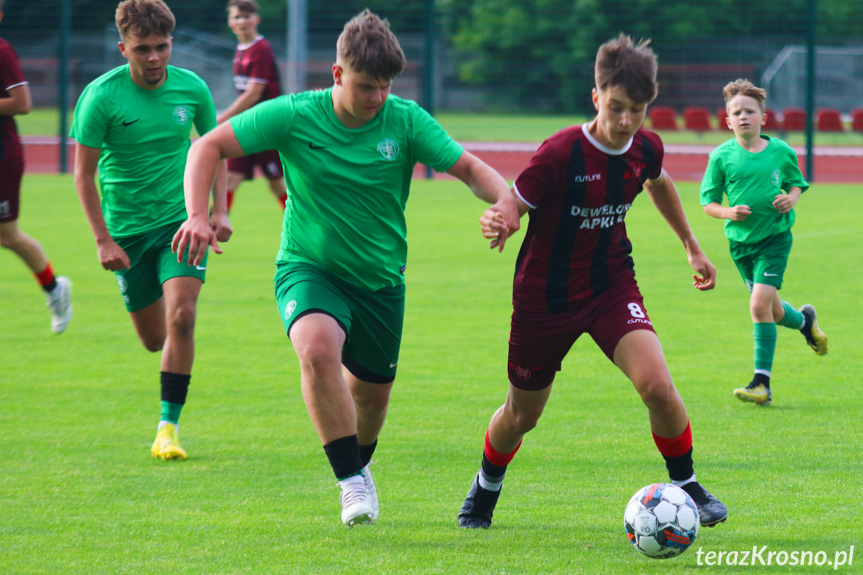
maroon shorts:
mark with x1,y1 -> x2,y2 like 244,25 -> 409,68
507,277 -> 655,390
0,156 -> 24,223
227,149 -> 283,180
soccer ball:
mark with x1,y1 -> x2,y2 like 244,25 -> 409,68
624,483 -> 699,559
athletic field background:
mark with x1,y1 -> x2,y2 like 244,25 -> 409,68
1,174 -> 859,573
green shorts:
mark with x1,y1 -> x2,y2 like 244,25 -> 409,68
274,262 -> 405,384
114,220 -> 208,312
729,229 -> 792,292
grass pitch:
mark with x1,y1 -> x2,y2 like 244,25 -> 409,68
1,175 -> 860,574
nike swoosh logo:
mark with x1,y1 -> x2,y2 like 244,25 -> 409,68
389,361 -> 398,368
196,265 -> 207,270
308,142 -> 329,150
122,118 -> 141,127
763,272 -> 778,277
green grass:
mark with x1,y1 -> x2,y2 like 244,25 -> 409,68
19,108 -> 863,148
2,176 -> 861,574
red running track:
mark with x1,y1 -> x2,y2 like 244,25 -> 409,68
23,139 -> 862,183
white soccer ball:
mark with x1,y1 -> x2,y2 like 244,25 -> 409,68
624,483 -> 699,559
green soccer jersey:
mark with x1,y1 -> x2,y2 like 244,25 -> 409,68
70,65 -> 217,238
230,88 -> 464,291
700,135 -> 809,244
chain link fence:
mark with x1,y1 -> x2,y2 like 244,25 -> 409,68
4,0 -> 862,141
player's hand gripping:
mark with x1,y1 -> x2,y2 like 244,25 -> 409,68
772,193 -> 798,214
725,204 -> 752,221
172,215 -> 222,267
480,196 -> 520,252
96,237 -> 131,271
689,252 -> 717,291
209,211 -> 233,243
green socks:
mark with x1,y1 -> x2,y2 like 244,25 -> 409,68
753,322 -> 777,374
160,400 -> 184,425
777,301 -> 804,329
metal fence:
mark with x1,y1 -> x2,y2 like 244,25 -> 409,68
5,0 -> 863,133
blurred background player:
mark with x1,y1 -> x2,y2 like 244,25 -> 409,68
217,0 -> 287,212
701,79 -> 828,407
173,10 -> 519,527
458,34 -> 727,530
70,0 -> 231,461
0,1 -> 72,334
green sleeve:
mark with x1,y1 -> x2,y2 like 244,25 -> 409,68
193,79 -> 218,136
69,84 -> 108,148
781,146 -> 809,194
409,104 -> 463,173
699,153 -> 726,206
230,96 -> 292,155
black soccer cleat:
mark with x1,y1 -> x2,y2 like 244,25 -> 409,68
681,481 -> 728,527
457,472 -> 501,529
799,304 -> 828,355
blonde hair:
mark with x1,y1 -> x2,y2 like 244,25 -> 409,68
723,79 -> 767,113
595,34 -> 659,104
337,10 -> 406,81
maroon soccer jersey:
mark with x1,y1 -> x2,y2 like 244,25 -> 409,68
512,124 -> 664,313
232,36 -> 281,103
0,38 -> 26,160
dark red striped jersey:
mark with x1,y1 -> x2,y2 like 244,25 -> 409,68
512,124 -> 664,313
0,38 -> 26,160
232,36 -> 281,103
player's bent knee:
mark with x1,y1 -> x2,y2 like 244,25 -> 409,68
635,378 -> 676,408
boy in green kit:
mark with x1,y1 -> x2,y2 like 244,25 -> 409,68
71,0 -> 231,459
173,10 -> 520,527
700,79 -> 828,407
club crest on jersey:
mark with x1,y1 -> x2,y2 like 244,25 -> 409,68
377,138 -> 400,162
624,162 -> 647,181
173,105 -> 191,125
771,169 -> 781,188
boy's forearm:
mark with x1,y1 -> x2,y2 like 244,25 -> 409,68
703,202 -> 727,219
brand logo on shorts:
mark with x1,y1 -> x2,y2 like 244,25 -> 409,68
0,200 -> 9,218
771,169 -> 781,188
284,300 -> 297,321
116,275 -> 128,293
173,105 -> 191,125
377,138 -> 400,162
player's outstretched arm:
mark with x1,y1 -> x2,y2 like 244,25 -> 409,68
173,122 -> 245,266
208,159 -> 233,243
644,169 -> 716,291
73,142 -> 130,271
216,82 -> 265,125
446,151 -> 520,252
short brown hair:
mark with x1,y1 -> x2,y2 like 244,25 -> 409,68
594,34 -> 659,104
115,0 -> 175,40
723,79 -> 767,113
337,10 -> 406,82
227,0 -> 258,15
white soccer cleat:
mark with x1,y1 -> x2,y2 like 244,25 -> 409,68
339,475 -> 374,527
46,276 -> 73,334
362,464 -> 379,521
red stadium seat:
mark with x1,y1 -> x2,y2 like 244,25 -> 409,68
764,108 -> 780,131
649,106 -> 678,130
817,108 -> 844,132
782,108 -> 807,131
851,109 -> 863,133
683,107 -> 712,132
717,108 -> 731,131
